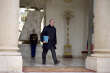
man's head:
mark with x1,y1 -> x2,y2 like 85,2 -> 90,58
49,18 -> 55,26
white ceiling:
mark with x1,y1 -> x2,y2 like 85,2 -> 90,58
20,0 -> 48,9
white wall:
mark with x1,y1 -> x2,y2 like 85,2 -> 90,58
46,0 -> 89,57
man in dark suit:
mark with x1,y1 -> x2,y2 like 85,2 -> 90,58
30,29 -> 38,58
41,19 -> 60,65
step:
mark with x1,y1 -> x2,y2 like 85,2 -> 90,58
23,66 -> 96,73
24,72 -> 95,73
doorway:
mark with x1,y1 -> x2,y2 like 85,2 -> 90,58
18,0 -> 94,72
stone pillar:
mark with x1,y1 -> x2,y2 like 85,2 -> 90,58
0,0 -> 22,73
86,0 -> 110,72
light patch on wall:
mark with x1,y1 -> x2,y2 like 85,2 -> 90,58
19,8 -> 36,39
41,16 -> 45,32
64,0 -> 72,3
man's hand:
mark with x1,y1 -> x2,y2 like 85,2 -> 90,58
43,41 -> 48,43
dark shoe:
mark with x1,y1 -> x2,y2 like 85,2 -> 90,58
54,60 -> 60,65
42,63 -> 46,65
31,57 -> 35,59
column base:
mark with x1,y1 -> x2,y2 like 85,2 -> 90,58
63,55 -> 73,58
86,55 -> 110,72
63,44 -> 73,58
0,52 -> 22,73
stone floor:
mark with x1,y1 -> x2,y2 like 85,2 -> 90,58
22,55 -> 91,72
19,44 -> 85,67
20,44 -> 95,73
25,72 -> 94,73
22,56 -> 95,73
23,57 -> 85,67
19,44 -> 86,67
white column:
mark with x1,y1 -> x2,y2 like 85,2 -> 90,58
86,0 -> 110,72
92,0 -> 110,56
0,0 -> 22,72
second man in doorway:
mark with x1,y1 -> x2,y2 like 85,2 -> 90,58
30,29 -> 38,58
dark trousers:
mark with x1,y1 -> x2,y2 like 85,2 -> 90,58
42,48 -> 57,64
30,44 -> 36,57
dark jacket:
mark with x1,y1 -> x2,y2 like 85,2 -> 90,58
30,34 -> 38,45
41,25 -> 57,49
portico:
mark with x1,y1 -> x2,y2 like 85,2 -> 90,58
0,0 -> 110,73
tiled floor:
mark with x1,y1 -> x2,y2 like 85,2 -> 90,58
22,57 -> 94,73
25,72 -> 94,73
23,57 -> 85,67
19,44 -> 85,67
20,45 -> 93,73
